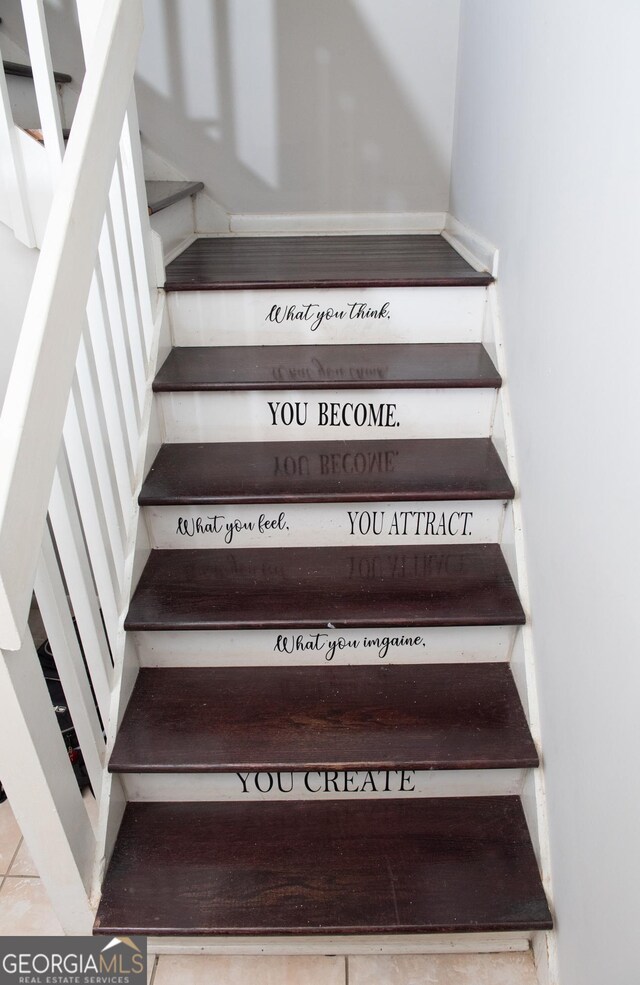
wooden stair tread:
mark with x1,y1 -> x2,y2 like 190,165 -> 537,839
140,438 -> 514,506
153,343 -> 501,392
145,180 -> 204,215
3,60 -> 72,84
94,797 -> 552,935
24,127 -> 71,143
110,664 -> 538,773
164,234 -> 493,291
125,544 -> 525,631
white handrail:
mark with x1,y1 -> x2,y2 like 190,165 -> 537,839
0,0 -> 144,650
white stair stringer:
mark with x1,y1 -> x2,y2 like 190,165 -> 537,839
477,255 -> 556,981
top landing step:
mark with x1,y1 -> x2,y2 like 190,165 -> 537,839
164,234 -> 494,291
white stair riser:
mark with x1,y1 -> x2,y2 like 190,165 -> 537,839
168,286 -> 487,345
134,626 -> 517,667
121,768 -> 526,803
147,933 -> 531,956
145,500 -> 507,550
16,127 -> 53,246
158,388 -> 498,442
6,75 -> 64,131
150,198 -> 196,262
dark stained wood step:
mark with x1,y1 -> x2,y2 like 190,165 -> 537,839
153,343 -> 501,392
140,438 -> 514,506
3,60 -> 72,84
110,664 -> 537,773
145,180 -> 204,216
125,544 -> 525,631
164,234 -> 493,291
94,797 -> 552,935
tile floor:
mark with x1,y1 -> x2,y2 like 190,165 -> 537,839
0,795 -> 65,936
0,796 -> 539,984
147,952 -> 539,984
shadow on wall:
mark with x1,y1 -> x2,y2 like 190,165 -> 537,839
135,0 -> 459,215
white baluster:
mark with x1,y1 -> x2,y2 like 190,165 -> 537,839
0,0 -> 144,649
62,401 -> 122,653
21,0 -> 65,175
35,526 -> 106,796
82,309 -> 136,522
120,94 -> 158,355
49,456 -> 113,724
0,53 -> 36,245
74,336 -> 128,557
0,635 -> 95,933
89,259 -> 140,465
108,154 -> 149,415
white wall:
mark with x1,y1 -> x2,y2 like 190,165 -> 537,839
451,4 -> 640,983
135,0 -> 461,217
0,222 -> 38,410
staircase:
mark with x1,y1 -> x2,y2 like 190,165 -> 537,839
0,3 -> 552,955
93,232 -> 552,946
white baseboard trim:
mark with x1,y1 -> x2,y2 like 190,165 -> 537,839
221,212 -> 446,236
148,932 -> 531,957
443,215 -> 499,276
